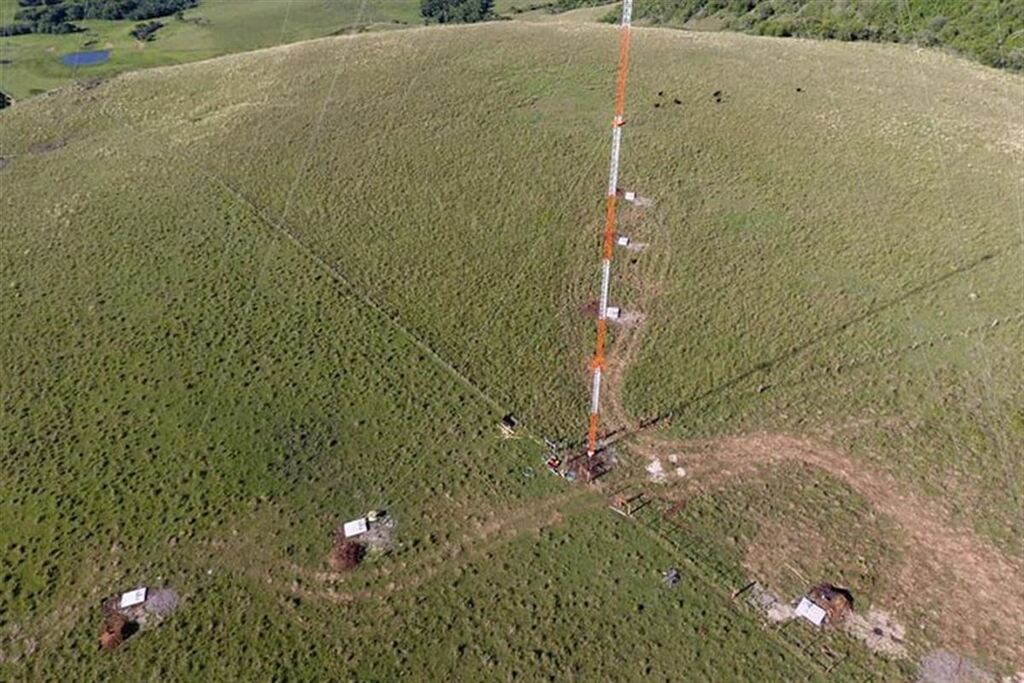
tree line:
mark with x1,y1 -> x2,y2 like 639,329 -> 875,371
420,0 -> 494,24
628,0 -> 1023,72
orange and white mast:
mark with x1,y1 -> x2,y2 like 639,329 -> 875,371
587,0 -> 633,458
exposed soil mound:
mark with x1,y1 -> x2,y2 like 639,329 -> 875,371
329,538 -> 366,571
99,614 -> 138,652
808,583 -> 853,625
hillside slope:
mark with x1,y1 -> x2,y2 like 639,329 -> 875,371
1,21 -> 1021,679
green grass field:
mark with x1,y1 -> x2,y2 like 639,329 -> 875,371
1,19 -> 1021,680
0,0 -> 420,100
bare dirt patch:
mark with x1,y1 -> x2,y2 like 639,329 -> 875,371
917,650 -> 997,683
615,310 -> 646,327
743,581 -> 795,623
142,588 -> 179,621
845,609 -> 908,658
580,299 -> 599,318
646,459 -> 666,482
643,456 -> 686,483
360,516 -> 396,552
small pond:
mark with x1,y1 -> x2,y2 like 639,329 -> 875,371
62,50 -> 111,67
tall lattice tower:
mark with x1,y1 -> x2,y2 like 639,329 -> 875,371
585,0 -> 634,465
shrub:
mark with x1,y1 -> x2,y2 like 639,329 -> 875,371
0,23 -> 34,36
99,614 -> 137,651
130,19 -> 163,41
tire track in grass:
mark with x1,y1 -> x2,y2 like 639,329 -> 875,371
273,486 -> 599,604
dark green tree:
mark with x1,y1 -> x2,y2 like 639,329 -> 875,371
420,0 -> 493,24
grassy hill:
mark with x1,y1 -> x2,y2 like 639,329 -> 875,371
1,20 -> 1021,680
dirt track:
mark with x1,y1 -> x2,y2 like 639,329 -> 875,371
643,432 -> 1024,665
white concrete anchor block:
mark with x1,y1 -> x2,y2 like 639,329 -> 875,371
795,597 -> 826,627
343,518 -> 368,538
120,588 -> 147,609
